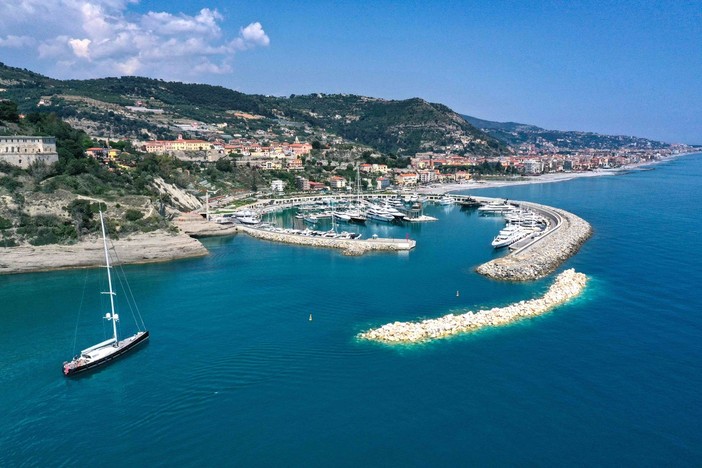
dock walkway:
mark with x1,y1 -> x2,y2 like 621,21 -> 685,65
238,225 -> 416,256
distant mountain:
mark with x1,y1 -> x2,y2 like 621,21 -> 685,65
462,114 -> 672,151
1,62 -> 677,156
462,115 -> 541,132
0,62 -> 506,157
278,95 -> 507,156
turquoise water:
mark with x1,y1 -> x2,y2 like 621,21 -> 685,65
1,155 -> 701,466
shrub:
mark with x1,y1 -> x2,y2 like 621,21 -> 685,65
0,216 -> 12,230
124,209 -> 144,221
0,176 -> 21,192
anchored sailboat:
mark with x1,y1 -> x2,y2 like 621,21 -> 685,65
63,211 -> 149,376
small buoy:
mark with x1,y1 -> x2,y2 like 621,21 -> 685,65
309,313 -> 313,321
456,290 -> 460,297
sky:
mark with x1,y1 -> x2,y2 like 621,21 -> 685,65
0,0 -> 700,144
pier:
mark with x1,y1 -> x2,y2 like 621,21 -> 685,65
357,269 -> 588,344
473,198 -> 592,281
238,225 -> 415,255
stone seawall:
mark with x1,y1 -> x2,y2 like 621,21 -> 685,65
238,226 -> 415,255
357,269 -> 587,344
476,204 -> 592,281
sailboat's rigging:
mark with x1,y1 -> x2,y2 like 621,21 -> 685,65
63,211 -> 149,376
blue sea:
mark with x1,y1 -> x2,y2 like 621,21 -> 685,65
1,154 -> 701,466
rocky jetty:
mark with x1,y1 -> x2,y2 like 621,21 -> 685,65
238,226 -> 415,255
357,269 -> 587,344
476,203 -> 592,281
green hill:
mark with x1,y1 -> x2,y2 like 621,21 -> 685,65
0,62 -> 505,157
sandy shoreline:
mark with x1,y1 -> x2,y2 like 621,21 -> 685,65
419,156 -> 688,194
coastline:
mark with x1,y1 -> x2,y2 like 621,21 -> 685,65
419,154 -> 694,194
2,154 -> 693,276
0,230 -> 208,275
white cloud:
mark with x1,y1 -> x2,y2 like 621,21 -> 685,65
0,0 -> 270,80
0,35 -> 36,48
68,38 -> 92,59
141,9 -> 223,37
240,22 -> 270,47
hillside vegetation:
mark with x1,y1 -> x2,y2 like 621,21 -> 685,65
462,114 -> 672,151
0,62 -> 505,158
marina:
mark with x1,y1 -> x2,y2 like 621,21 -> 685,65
198,192 -> 583,277
210,188 -> 589,278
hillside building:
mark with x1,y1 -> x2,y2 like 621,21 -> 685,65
271,179 -> 285,193
139,134 -> 211,154
0,136 -> 59,168
329,175 -> 347,189
376,176 -> 391,190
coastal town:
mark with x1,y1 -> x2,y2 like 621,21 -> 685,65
13,127 -> 692,194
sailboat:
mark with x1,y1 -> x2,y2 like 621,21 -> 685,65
63,211 -> 149,376
348,166 -> 367,224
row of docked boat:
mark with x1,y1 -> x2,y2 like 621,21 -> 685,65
298,199 -> 412,225
491,224 -> 538,248
213,208 -> 262,225
487,205 -> 548,249
478,199 -> 515,214
259,225 -> 362,239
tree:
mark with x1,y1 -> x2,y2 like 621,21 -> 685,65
0,100 -> 19,123
215,157 -> 232,172
66,199 -> 96,237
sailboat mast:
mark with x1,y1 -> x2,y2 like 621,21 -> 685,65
331,198 -> 335,233
355,165 -> 363,213
100,211 -> 119,343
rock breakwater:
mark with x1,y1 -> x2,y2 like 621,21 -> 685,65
357,269 -> 587,344
476,203 -> 592,281
239,226 -> 415,255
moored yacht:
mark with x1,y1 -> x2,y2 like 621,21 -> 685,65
438,195 -> 457,205
365,204 -> 395,222
478,200 -> 514,214
491,226 -> 534,248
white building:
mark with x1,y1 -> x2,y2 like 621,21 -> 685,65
524,159 -> 543,175
0,136 -> 59,168
329,176 -> 347,189
271,179 -> 285,193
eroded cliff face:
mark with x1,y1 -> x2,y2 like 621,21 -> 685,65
151,177 -> 202,212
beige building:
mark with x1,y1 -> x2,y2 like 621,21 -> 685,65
0,136 -> 59,168
329,176 -> 347,189
140,134 -> 211,154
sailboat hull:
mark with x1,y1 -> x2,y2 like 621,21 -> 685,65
63,331 -> 150,376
